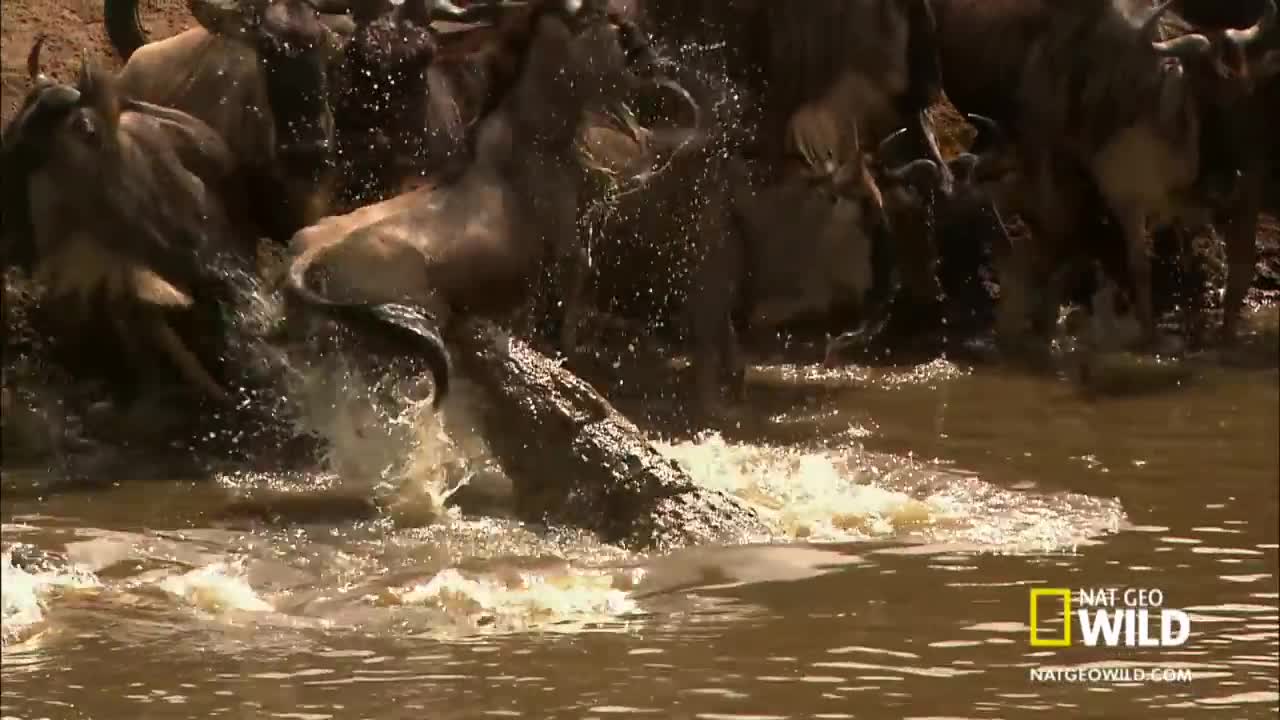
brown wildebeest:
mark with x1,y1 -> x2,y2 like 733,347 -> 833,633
104,0 -> 351,242
1,39 -> 259,418
278,0 -> 701,409
331,0 -> 525,208
619,0 -> 1009,353
1162,0 -> 1280,340
927,0 -> 1276,352
573,64 -> 1002,412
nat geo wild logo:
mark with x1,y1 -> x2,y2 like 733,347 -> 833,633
1030,587 -> 1192,648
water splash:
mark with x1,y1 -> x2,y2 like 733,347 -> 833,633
154,560 -> 275,615
655,432 -> 1126,552
1,548 -> 100,647
380,565 -> 643,637
271,350 -> 501,527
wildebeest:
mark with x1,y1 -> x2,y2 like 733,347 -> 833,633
1163,0 -> 1280,340
103,0 -> 350,242
630,0 -> 1026,358
927,0 -> 1276,351
278,0 -> 699,409
622,0 -> 956,194
331,0 -> 521,208
573,65 -> 1005,412
1,39 -> 258,420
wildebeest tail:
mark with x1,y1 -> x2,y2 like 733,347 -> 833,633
104,0 -> 147,60
285,255 -> 452,409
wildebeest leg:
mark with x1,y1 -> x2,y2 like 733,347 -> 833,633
555,239 -> 590,356
689,203 -> 747,416
1035,258 -> 1072,343
107,302 -> 150,395
1117,208 -> 1156,347
1221,176 -> 1261,343
992,228 -> 1034,355
1173,225 -> 1205,346
139,307 -> 234,406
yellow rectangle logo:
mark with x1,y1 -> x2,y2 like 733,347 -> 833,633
1030,588 -> 1072,647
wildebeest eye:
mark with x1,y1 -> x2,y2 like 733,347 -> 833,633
70,111 -> 97,140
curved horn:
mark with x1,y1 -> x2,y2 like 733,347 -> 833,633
143,310 -> 235,406
642,76 -> 703,133
965,113 -> 1003,148
948,152 -> 979,185
423,0 -> 527,25
1152,32 -> 1213,58
77,49 -> 91,88
883,157 -> 941,193
1147,0 -> 1213,57
104,0 -> 147,59
1225,0 -> 1277,48
285,252 -> 452,410
27,36 -> 53,87
876,127 -> 912,168
963,112 -> 1013,181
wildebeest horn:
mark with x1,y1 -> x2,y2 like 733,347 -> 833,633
883,158 -> 941,193
27,36 -> 53,87
1152,32 -> 1213,58
949,152 -> 979,185
965,113 -> 1003,147
77,49 -> 91,87
145,312 -> 236,406
429,0 -> 526,23
1225,0 -> 1277,47
285,253 -> 452,409
637,76 -> 703,134
877,127 -> 911,167
1147,0 -> 1213,57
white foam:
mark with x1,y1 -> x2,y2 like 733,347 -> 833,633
1,550 -> 100,646
385,566 -> 641,636
155,561 -> 274,615
655,432 -> 1125,552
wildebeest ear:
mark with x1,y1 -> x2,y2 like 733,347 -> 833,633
1260,49 -> 1280,79
189,0 -> 256,40
76,54 -> 122,129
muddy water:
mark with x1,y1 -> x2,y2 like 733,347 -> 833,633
2,312 -> 1278,719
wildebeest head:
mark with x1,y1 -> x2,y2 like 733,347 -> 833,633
482,0 -> 687,142
3,39 -> 123,270
875,113 -> 1017,218
3,39 -> 242,406
1159,0 -> 1280,98
724,108 -> 904,330
344,0 -> 517,77
191,0 -> 339,176
1141,0 -> 1279,205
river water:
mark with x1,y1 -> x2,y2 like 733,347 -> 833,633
2,309 -> 1277,719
